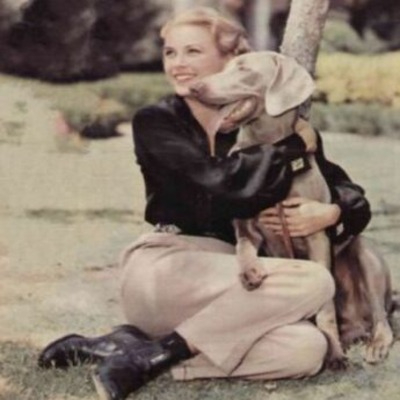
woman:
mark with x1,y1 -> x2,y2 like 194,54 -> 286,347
38,8 -> 371,400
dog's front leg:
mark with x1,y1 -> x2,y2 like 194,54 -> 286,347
316,300 -> 348,370
234,219 -> 267,290
308,232 -> 347,370
355,237 -> 394,364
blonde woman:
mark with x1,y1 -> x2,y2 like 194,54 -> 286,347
38,8 -> 370,400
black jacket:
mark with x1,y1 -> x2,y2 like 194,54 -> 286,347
133,95 -> 371,245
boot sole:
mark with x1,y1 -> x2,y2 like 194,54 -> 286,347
92,369 -> 113,400
38,334 -> 85,368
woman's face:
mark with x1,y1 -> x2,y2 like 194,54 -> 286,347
162,24 -> 231,97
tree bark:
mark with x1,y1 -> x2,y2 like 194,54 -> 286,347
280,0 -> 330,75
280,0 -> 330,116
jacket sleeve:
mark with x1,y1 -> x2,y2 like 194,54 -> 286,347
133,105 -> 307,219
315,133 -> 371,244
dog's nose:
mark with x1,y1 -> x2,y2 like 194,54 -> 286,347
190,81 -> 206,97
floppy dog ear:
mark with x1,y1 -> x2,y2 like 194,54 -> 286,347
265,54 -> 315,117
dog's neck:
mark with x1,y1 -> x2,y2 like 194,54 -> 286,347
236,110 -> 298,148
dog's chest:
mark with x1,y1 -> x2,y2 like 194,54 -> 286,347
291,157 -> 331,203
235,112 -> 331,204
236,111 -> 297,148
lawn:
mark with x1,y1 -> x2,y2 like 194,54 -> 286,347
0,72 -> 399,400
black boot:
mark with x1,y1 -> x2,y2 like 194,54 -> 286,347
38,325 -> 150,369
92,332 -> 192,400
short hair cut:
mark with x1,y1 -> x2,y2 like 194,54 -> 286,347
160,7 -> 251,56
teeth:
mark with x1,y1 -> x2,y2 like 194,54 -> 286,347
175,74 -> 194,82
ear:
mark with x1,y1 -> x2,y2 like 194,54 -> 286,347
215,19 -> 251,55
216,29 -> 241,54
264,53 -> 315,117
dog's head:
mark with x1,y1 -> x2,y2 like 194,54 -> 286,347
190,51 -> 315,130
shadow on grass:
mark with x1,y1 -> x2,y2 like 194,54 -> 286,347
24,209 -> 143,225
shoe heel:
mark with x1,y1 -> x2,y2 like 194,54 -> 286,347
92,369 -> 113,400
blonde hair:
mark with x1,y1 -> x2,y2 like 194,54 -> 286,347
160,7 -> 251,56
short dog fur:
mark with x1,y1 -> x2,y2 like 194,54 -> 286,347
190,51 -> 396,366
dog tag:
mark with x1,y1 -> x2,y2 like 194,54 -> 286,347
291,158 -> 304,171
290,156 -> 311,175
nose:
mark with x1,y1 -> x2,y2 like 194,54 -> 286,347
189,81 -> 207,97
169,52 -> 188,68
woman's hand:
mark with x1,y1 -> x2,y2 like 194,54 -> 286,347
257,197 -> 341,237
295,118 -> 317,153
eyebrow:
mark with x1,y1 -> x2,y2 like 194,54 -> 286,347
163,43 -> 204,50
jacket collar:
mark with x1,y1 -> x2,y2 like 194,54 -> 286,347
170,95 -> 239,157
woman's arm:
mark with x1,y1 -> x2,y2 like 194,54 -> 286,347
315,132 -> 371,243
133,105 -> 311,220
258,197 -> 342,237
258,132 -> 371,244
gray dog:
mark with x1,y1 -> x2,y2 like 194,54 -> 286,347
190,51 -> 396,367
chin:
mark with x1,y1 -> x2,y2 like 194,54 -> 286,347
174,85 -> 191,97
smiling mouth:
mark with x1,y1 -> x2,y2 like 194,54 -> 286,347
174,74 -> 196,83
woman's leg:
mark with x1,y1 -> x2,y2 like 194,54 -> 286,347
172,321 -> 328,380
120,232 -> 334,376
120,232 -> 238,336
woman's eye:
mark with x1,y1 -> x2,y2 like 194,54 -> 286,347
163,49 -> 174,58
188,48 -> 201,54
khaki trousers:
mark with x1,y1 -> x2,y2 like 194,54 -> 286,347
119,232 -> 334,381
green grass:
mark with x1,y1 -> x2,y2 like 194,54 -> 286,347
0,342 -> 94,400
0,341 -> 272,400
0,72 -> 172,134
1,66 -> 400,140
1,66 -> 400,400
311,103 -> 400,138
1,339 -> 400,400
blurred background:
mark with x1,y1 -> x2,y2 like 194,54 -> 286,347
0,0 -> 399,141
1,3 -> 400,399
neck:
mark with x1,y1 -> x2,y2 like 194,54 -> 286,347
184,97 -> 220,133
184,97 -> 223,155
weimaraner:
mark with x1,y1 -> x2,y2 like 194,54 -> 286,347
189,51 -> 396,367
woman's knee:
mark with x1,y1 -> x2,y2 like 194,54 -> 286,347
296,260 -> 335,304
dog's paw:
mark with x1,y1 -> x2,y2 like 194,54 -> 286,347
325,355 -> 348,371
340,326 -> 370,350
239,268 -> 266,291
363,321 -> 393,364
324,338 -> 348,371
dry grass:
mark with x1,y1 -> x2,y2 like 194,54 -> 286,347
1,74 -> 400,400
1,340 -> 400,400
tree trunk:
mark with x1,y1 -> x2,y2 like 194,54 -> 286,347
280,0 -> 330,75
280,0 -> 330,115
248,0 -> 273,50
